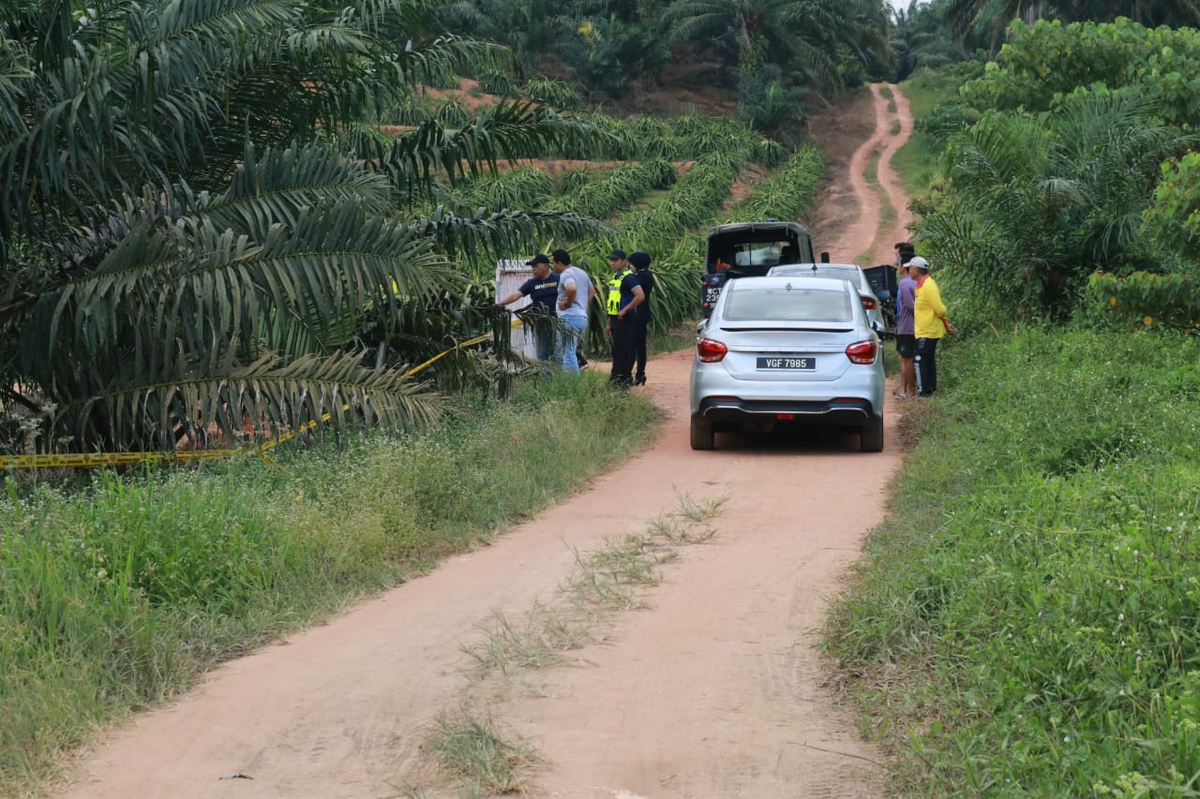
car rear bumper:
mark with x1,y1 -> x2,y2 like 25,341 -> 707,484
694,397 -> 878,427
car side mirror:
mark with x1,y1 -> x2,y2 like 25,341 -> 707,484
871,320 -> 885,336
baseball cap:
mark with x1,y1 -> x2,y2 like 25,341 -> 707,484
907,256 -> 929,269
609,249 -> 627,260
525,253 -> 550,266
628,251 -> 651,269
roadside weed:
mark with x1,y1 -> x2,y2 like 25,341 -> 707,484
425,709 -> 537,795
826,328 -> 1200,794
0,373 -> 655,795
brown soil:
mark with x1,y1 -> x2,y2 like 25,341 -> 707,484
56,86 -> 918,799
807,84 -> 915,264
422,78 -> 505,115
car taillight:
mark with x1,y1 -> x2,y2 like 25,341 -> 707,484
697,338 -> 728,362
845,339 -> 877,364
860,295 -> 878,310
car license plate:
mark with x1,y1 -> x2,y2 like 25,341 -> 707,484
757,356 -> 815,370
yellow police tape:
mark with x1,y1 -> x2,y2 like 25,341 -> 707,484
0,319 -> 524,470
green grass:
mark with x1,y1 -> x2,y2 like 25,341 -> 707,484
425,709 -> 538,796
826,327 -> 1200,795
892,70 -> 966,196
0,374 -> 657,796
878,86 -> 894,100
854,148 -> 895,264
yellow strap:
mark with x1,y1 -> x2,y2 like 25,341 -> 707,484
0,320 -> 526,470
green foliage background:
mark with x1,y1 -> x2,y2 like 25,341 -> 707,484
827,330 -> 1200,794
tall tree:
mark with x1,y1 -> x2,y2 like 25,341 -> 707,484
0,0 -> 601,452
663,0 -> 889,93
946,0 -> 1200,49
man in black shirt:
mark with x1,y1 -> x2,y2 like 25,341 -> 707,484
497,254 -> 559,363
628,251 -> 656,386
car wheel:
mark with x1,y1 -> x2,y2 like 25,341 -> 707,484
860,417 -> 884,452
690,418 -> 715,450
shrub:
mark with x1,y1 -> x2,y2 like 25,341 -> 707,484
827,328 -> 1200,794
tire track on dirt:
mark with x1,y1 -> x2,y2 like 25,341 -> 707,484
823,83 -> 916,265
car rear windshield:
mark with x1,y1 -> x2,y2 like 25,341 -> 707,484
722,286 -> 853,323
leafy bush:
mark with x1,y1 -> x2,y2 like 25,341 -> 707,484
827,328 -> 1200,794
558,17 -> 668,100
737,65 -> 806,135
452,167 -> 553,213
731,146 -> 825,222
548,159 -> 677,220
915,92 -> 1186,322
962,18 -> 1200,126
478,71 -> 519,99
523,75 -> 581,109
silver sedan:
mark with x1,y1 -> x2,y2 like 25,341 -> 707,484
689,276 -> 885,452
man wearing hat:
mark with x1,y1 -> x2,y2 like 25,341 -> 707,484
497,253 -> 559,365
628,251 -> 656,386
605,249 -> 645,388
910,256 -> 957,397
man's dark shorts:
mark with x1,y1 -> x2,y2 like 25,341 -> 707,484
896,334 -> 916,358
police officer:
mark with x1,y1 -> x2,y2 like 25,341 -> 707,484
628,250 -> 655,386
605,249 -> 645,388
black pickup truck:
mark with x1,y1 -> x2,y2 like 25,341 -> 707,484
700,221 -> 816,317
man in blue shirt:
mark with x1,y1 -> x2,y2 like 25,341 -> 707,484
497,253 -> 559,363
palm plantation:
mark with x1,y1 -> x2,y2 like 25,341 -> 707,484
0,0 -> 603,452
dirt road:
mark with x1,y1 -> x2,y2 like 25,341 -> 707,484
817,83 -> 915,263
60,86 -> 914,799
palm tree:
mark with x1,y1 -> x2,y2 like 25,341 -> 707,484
918,93 -> 1188,318
661,0 -> 890,97
0,0 -> 603,453
890,0 -> 970,81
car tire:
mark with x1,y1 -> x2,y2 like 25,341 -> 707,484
860,417 -> 884,452
690,418 -> 715,450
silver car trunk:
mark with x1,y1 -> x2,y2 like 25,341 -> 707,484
712,327 -> 858,382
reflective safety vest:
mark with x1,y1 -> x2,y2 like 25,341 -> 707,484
607,268 -> 634,316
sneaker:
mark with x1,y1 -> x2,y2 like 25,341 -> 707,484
634,375 -> 646,386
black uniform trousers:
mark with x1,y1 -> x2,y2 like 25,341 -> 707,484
609,316 -> 635,387
633,317 -> 649,382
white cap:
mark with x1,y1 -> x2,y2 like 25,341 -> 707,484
907,256 -> 929,269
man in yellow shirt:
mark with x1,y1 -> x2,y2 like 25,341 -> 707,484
910,257 -> 957,397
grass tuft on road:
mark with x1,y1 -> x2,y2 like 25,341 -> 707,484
425,709 -> 538,796
826,328 -> 1200,794
0,373 -> 656,796
461,493 -> 726,681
